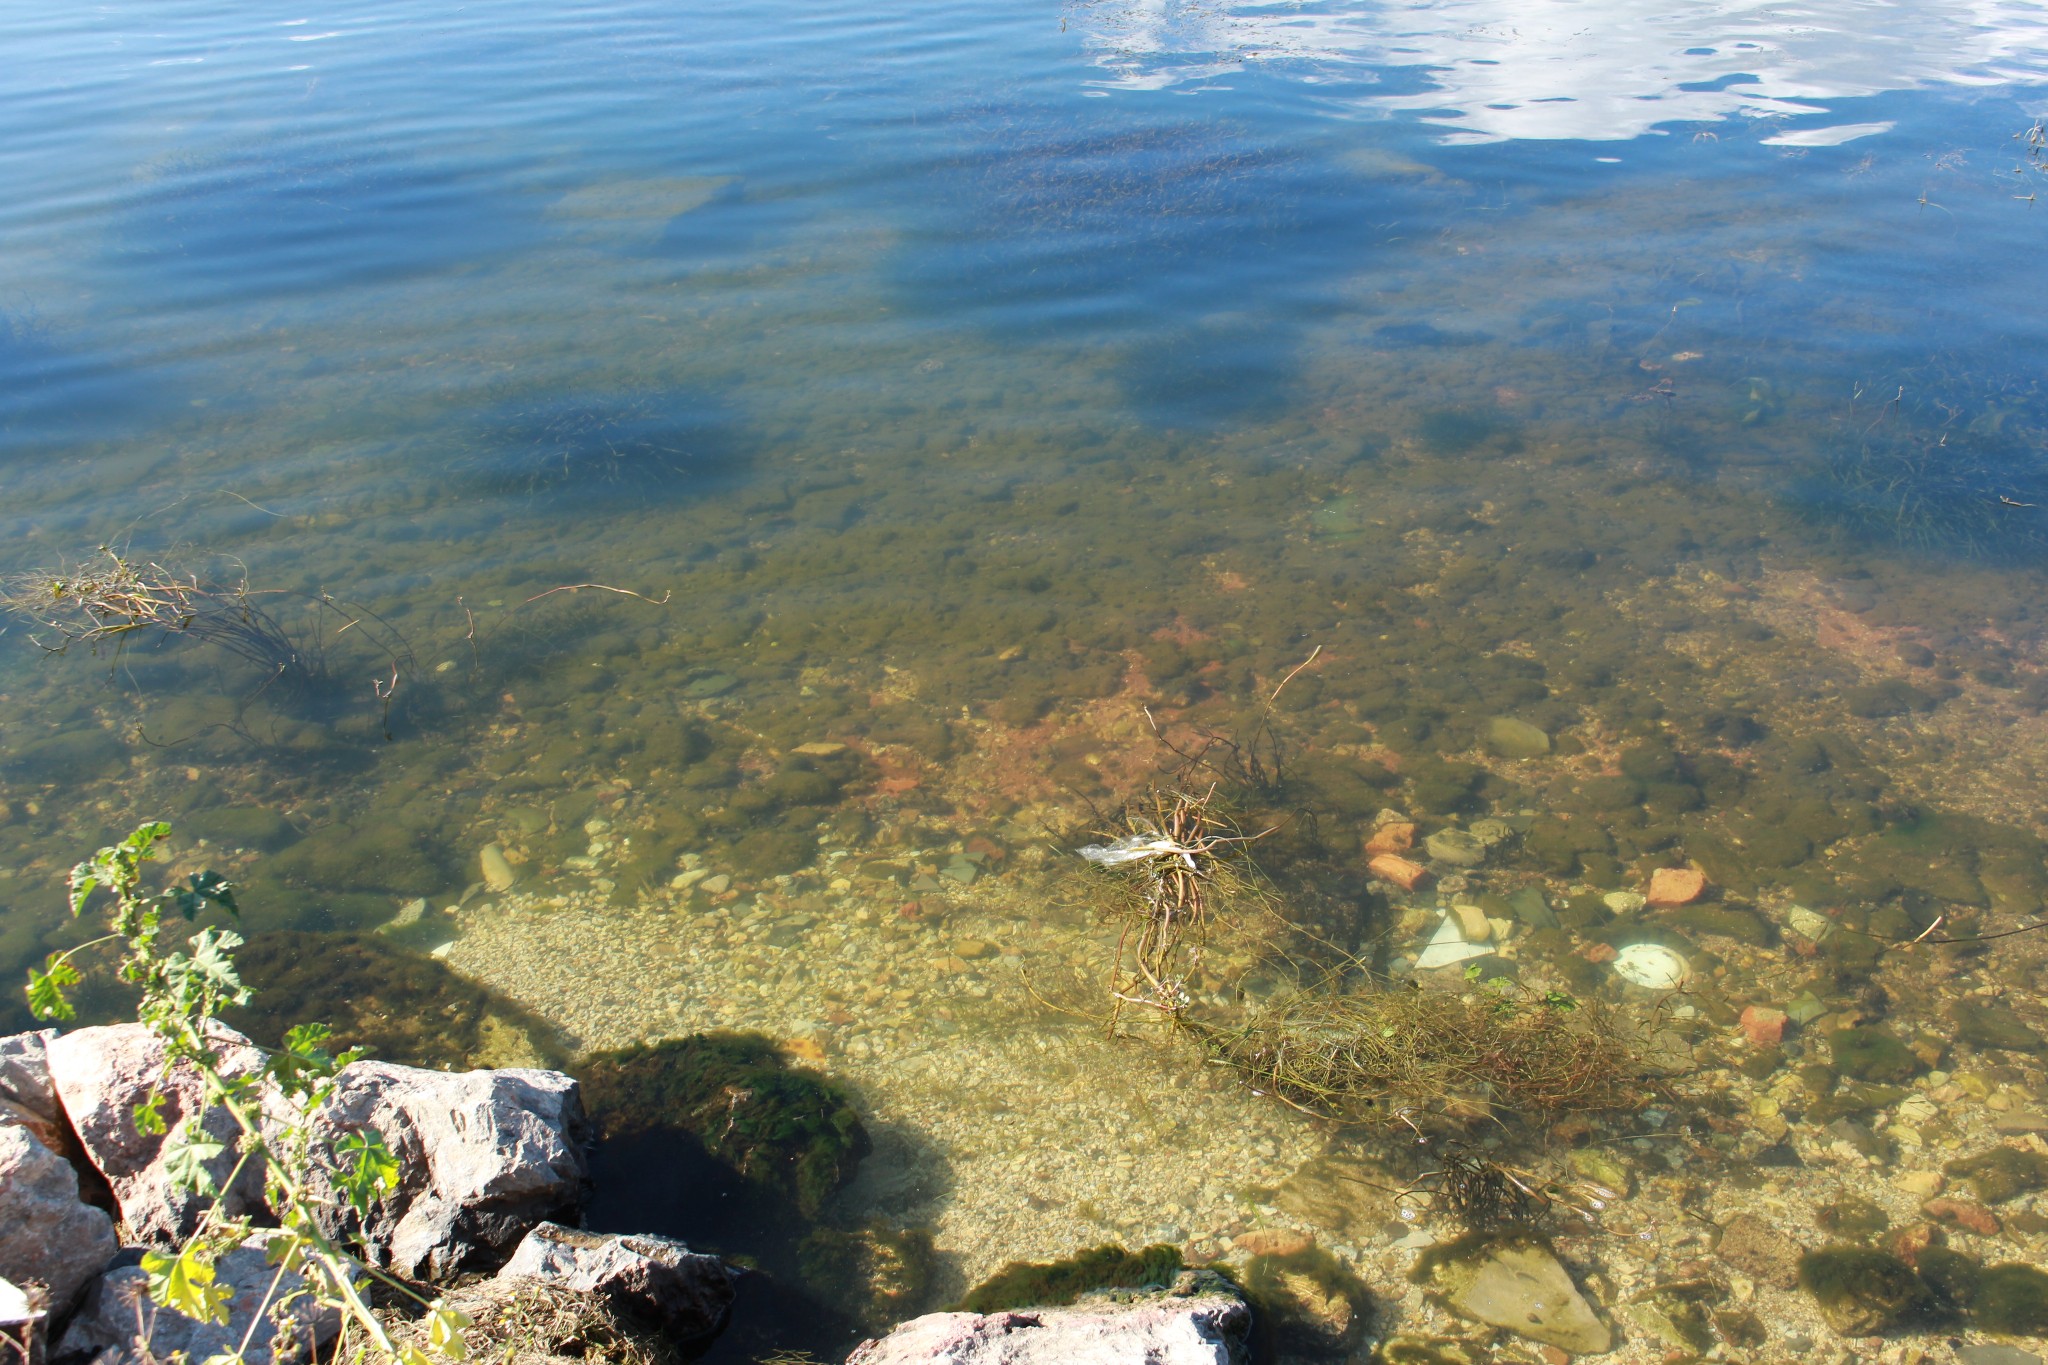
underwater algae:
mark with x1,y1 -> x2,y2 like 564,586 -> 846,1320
579,1032 -> 869,1218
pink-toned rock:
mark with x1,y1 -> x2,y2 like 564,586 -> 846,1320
1739,1006 -> 1788,1049
846,1277 -> 1250,1365
1368,854 -> 1431,891
1921,1197 -> 2000,1237
1646,867 -> 1707,907
1364,823 -> 1417,856
46,1022 -> 271,1243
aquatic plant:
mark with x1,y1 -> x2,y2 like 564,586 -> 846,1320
0,548 -> 414,726
1074,783 -> 1278,1032
578,1032 -> 869,1217
1185,978 -> 1651,1127
461,389 -> 749,503
1795,374 -> 2048,563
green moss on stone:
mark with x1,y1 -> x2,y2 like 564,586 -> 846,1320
1243,1245 -> 1375,1357
1943,1146 -> 2048,1204
1972,1263 -> 2048,1335
1829,1026 -> 1922,1082
1796,1246 -> 1931,1335
580,1032 -> 869,1217
958,1244 -> 1185,1314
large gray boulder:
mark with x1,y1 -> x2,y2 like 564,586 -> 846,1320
45,1023 -> 270,1243
304,1061 -> 590,1280
0,1126 -> 118,1318
57,1236 -> 340,1365
496,1223 -> 734,1345
845,1276 -> 1251,1365
1,1030 -> 76,1161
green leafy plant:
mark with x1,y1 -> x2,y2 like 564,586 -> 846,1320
27,822 -> 470,1365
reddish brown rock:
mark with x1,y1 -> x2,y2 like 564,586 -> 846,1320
1884,1222 -> 1945,1267
1368,854 -> 1431,891
1364,823 -> 1417,856
1646,867 -> 1707,907
1232,1228 -> 1312,1258
1739,1006 -> 1789,1049
1921,1197 -> 2000,1236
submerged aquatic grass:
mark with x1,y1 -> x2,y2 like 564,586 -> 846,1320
1186,977 -> 1654,1129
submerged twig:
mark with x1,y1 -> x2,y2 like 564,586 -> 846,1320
1076,785 -> 1275,1035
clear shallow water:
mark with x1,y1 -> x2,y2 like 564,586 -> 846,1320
8,1 -> 2048,1360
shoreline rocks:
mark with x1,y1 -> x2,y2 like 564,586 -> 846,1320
303,1060 -> 591,1280
0,1127 -> 118,1318
47,1023 -> 273,1244
496,1223 -> 735,1346
847,1273 -> 1252,1365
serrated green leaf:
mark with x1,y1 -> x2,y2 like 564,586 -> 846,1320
26,954 -> 81,1021
133,1092 -> 169,1138
334,1129 -> 401,1214
162,1119 -> 226,1196
67,865 -> 102,917
144,1246 -> 233,1326
124,822 -> 173,858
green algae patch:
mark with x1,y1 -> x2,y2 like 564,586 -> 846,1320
1944,1145 -> 2048,1204
1972,1263 -> 2048,1335
267,821 -> 456,898
1796,1246 -> 1931,1335
1829,1025 -> 1922,1082
580,1032 -> 868,1217
957,1244 -> 1185,1313
223,930 -> 569,1071
1952,1001 -> 2045,1054
798,1219 -> 940,1331
1242,1244 -> 1375,1357
1813,1196 -> 1889,1241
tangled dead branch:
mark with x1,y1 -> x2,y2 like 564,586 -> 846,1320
1076,785 -> 1277,1034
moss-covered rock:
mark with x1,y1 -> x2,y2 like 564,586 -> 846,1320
1972,1263 -> 2048,1335
957,1244 -> 1184,1314
1952,1001 -> 2044,1054
797,1220 -> 939,1331
1243,1245 -> 1375,1357
183,805 -> 300,852
267,821 -> 455,897
1796,1246 -> 1931,1335
1943,1146 -> 2048,1204
1829,1026 -> 1922,1082
580,1033 -> 868,1217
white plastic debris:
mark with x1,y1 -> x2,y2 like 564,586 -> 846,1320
1611,942 -> 1690,990
1413,913 -> 1495,970
1077,834 -> 1198,870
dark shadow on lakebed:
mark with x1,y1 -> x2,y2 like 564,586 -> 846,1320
578,1033 -> 953,1363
